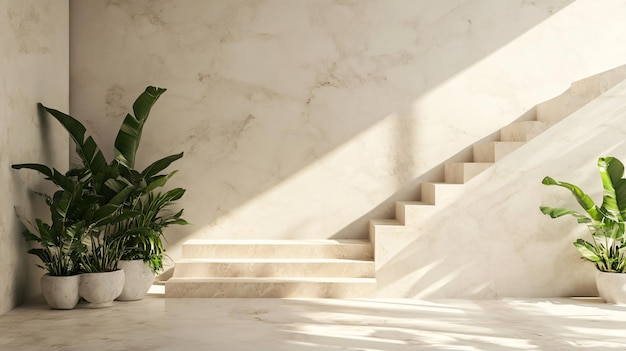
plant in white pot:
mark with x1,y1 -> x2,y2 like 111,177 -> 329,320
19,206 -> 84,310
78,232 -> 127,307
115,187 -> 188,300
33,86 -> 188,301
540,156 -> 626,304
15,86 -> 188,304
13,167 -> 123,309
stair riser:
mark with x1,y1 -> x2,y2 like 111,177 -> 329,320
500,121 -> 547,142
396,203 -> 438,226
165,281 -> 377,298
473,142 -> 524,162
182,245 -> 374,260
444,163 -> 492,184
421,183 -> 463,205
174,262 -> 374,278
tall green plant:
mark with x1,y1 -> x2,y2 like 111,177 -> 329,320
14,86 -> 188,274
540,157 -> 626,273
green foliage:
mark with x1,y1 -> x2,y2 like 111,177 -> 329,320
13,86 -> 187,275
540,157 -> 626,273
80,234 -> 127,273
22,218 -> 86,276
113,188 -> 189,273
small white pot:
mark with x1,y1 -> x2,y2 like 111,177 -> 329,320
117,259 -> 154,301
41,274 -> 80,310
79,270 -> 125,308
595,271 -> 626,305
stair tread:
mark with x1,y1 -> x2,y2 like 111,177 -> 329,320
423,182 -> 464,186
183,239 -> 371,245
177,258 -> 373,263
167,277 -> 377,283
370,219 -> 403,225
397,200 -> 431,206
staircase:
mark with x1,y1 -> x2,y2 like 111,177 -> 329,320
166,65 -> 626,298
165,239 -> 376,297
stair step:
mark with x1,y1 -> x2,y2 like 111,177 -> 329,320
500,121 -> 548,141
173,258 -> 374,278
181,239 -> 373,260
165,277 -> 377,298
444,162 -> 493,184
536,92 -> 588,123
369,219 -> 403,242
473,142 -> 525,162
421,183 -> 464,205
395,201 -> 437,226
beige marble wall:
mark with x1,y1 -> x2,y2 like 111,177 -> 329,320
0,0 -> 69,314
69,0 -> 626,289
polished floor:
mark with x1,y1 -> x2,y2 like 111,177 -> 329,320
1,289 -> 626,350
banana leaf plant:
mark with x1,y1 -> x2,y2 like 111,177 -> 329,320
13,86 -> 188,273
540,156 -> 626,273
18,170 -> 132,275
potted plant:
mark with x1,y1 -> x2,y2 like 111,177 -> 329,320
540,156 -> 626,304
77,232 -> 127,307
19,86 -> 188,301
19,190 -> 84,310
14,167 -> 125,309
115,188 -> 188,300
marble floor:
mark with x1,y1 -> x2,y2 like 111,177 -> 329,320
1,289 -> 626,350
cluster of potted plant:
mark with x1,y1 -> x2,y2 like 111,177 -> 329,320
540,156 -> 626,304
14,86 -> 188,309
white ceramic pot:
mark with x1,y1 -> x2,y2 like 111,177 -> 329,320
117,259 -> 154,301
595,271 -> 626,304
41,274 -> 80,310
79,270 -> 125,308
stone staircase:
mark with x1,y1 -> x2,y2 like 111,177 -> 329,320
166,65 -> 626,298
165,239 -> 376,297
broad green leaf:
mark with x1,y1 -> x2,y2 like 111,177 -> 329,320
11,163 -> 52,177
22,229 -> 40,242
539,206 -> 591,223
141,152 -> 183,179
573,239 -> 602,262
40,104 -> 108,176
114,86 -> 166,169
104,178 -> 130,193
541,176 -> 601,221
144,170 -> 178,193
598,157 -> 623,221
91,204 -> 120,224
11,164 -> 75,192
108,184 -> 135,205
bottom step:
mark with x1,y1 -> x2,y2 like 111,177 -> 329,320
165,277 -> 377,298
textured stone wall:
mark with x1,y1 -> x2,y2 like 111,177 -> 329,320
69,0 -> 626,293
0,0 -> 69,314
